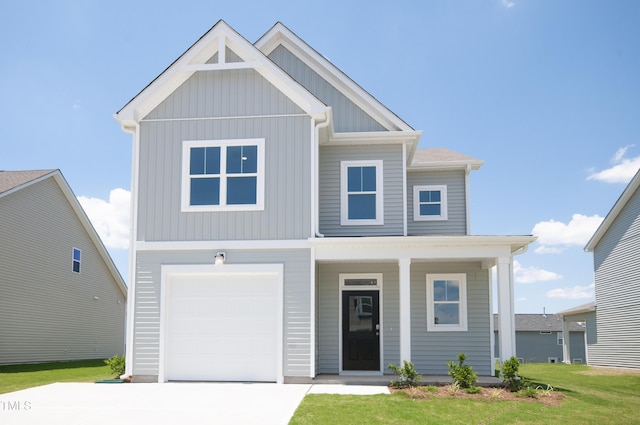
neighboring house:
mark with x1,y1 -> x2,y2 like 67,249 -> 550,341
0,170 -> 127,364
115,20 -> 535,384
559,169 -> 640,369
493,314 -> 586,364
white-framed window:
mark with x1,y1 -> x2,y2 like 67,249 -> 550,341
426,273 -> 467,332
413,185 -> 447,221
340,160 -> 384,225
181,139 -> 265,212
557,332 -> 563,346
72,247 -> 81,273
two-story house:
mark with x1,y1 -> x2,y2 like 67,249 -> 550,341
115,21 -> 535,383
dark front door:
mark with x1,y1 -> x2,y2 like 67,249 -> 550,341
342,290 -> 380,371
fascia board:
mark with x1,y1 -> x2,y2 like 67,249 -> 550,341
51,172 -> 128,297
255,23 -> 414,132
585,168 -> 640,251
115,21 -> 327,126
407,159 -> 485,172
325,130 -> 421,163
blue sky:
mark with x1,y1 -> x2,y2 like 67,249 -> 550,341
1,0 -> 639,314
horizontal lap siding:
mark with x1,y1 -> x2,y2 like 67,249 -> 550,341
268,45 -> 386,133
0,179 -> 125,364
133,250 -> 311,378
590,187 -> 640,369
410,263 -> 491,375
317,263 -> 399,374
407,170 -> 467,235
319,145 -> 404,236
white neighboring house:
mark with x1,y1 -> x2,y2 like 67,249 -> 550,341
115,20 -> 535,383
0,170 -> 127,364
559,169 -> 640,369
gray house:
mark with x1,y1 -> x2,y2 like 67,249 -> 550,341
493,314 -> 586,364
559,169 -> 640,369
0,170 -> 127,364
115,21 -> 535,383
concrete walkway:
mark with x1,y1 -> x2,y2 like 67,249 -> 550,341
0,382 -> 390,425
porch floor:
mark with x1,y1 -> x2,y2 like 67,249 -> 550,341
312,374 -> 502,387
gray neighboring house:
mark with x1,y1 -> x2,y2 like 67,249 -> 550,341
0,170 -> 127,364
493,314 -> 586,364
559,169 -> 640,369
115,20 -> 535,384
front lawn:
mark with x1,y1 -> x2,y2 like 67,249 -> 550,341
0,359 -> 114,395
289,364 -> 640,424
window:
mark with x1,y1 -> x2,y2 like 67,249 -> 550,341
72,248 -> 81,273
426,273 -> 467,332
182,139 -> 265,211
413,185 -> 447,221
557,332 -> 563,346
340,160 -> 383,225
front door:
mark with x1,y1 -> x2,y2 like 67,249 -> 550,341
342,290 -> 380,371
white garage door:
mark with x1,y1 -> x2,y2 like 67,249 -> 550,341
165,273 -> 278,382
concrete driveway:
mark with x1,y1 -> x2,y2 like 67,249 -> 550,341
0,382 -> 389,425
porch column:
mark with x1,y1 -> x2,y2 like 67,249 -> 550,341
399,257 -> 412,363
562,318 -> 572,364
496,256 -> 516,360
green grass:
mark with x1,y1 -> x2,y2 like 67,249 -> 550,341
0,359 -> 114,394
289,364 -> 640,425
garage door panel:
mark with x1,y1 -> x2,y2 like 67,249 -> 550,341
165,273 -> 278,382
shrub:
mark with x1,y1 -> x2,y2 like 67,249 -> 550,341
501,356 -> 522,392
447,353 -> 478,389
388,360 -> 422,387
104,354 -> 125,377
465,386 -> 482,394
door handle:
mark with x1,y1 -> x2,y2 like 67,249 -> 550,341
375,324 -> 380,330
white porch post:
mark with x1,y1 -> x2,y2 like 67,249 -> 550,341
496,256 -> 516,360
399,258 -> 412,364
562,318 -> 572,364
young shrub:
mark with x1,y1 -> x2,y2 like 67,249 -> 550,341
388,360 -> 422,387
447,353 -> 478,389
501,356 -> 522,392
465,386 -> 482,394
105,354 -> 125,377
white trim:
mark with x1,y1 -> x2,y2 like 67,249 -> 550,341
402,144 -> 408,236
340,160 -> 384,226
338,273 -> 383,375
181,138 -> 265,212
158,263 -> 284,384
136,239 -> 310,252
398,258 -> 411,363
413,185 -> 448,221
426,273 -> 468,332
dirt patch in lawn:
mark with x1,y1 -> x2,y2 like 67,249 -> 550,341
390,385 -> 565,406
579,366 -> 640,376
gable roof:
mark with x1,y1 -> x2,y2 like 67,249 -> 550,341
0,170 -> 127,297
493,314 -> 585,332
556,301 -> 597,317
410,148 -> 484,171
115,20 -> 328,130
255,22 -> 414,133
585,168 -> 640,251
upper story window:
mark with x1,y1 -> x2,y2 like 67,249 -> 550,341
340,160 -> 383,225
413,185 -> 447,221
181,139 -> 265,212
72,248 -> 81,273
426,273 -> 467,332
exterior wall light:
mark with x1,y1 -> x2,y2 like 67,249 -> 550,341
215,252 -> 226,265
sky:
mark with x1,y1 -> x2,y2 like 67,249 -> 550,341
1,0 -> 639,314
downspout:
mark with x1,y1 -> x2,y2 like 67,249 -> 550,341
314,108 -> 332,238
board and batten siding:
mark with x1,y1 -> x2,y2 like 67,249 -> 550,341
0,178 -> 125,364
267,45 -> 387,133
137,67 -> 313,242
316,263 -> 400,374
407,170 -> 467,236
132,249 -> 311,379
318,144 -> 404,237
590,185 -> 640,369
411,262 -> 492,375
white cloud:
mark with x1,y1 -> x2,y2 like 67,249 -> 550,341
501,0 -> 515,8
78,188 -> 131,250
513,260 -> 562,284
532,214 -> 604,253
587,145 -> 640,183
546,283 -> 595,300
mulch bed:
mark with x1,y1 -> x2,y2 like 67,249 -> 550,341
389,385 -> 565,406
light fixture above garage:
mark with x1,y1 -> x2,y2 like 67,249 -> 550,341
215,252 -> 226,265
